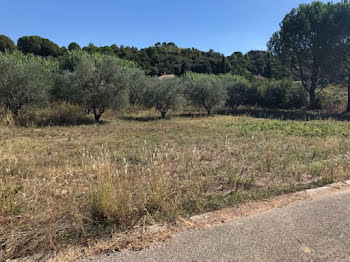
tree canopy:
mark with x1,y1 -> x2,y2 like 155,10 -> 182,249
268,1 -> 346,109
17,36 -> 62,57
0,35 -> 16,52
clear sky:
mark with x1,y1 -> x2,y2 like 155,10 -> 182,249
1,0 -> 329,55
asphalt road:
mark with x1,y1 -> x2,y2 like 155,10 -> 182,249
92,189 -> 350,262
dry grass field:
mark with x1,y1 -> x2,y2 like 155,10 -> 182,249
2,111 -> 350,260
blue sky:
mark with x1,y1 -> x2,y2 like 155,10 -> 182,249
1,0 -> 329,55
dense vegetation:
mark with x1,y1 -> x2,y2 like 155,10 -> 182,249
0,49 -> 312,124
1,2 -> 350,118
1,4 -> 350,119
0,34 -> 282,78
3,1 -> 350,260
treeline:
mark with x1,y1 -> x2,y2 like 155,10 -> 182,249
0,50 -> 310,126
2,0 -> 350,120
0,35 -> 289,79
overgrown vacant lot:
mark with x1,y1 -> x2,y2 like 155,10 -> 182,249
2,114 -> 350,260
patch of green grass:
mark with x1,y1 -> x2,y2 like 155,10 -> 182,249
240,119 -> 350,137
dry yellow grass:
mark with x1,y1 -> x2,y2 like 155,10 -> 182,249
1,111 -> 350,260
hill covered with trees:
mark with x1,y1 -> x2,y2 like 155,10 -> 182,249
0,35 -> 289,79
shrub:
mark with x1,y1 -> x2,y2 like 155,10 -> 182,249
286,82 -> 308,109
258,80 -> 288,109
315,89 -> 341,110
257,79 -> 308,109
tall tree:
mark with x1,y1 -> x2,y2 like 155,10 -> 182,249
0,35 -> 16,52
17,36 -> 61,57
268,2 -> 344,109
68,42 -> 81,51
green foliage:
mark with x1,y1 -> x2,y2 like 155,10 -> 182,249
257,80 -> 307,109
330,2 -> 350,111
59,49 -> 87,71
0,55 -> 50,116
258,80 -> 288,109
124,68 -> 148,105
269,1 -> 347,109
287,82 -> 308,109
17,36 -> 61,57
59,50 -> 137,72
69,54 -> 129,121
245,50 -> 267,76
240,119 -> 350,138
7,35 -> 292,79
0,51 -> 59,72
315,89 -> 340,110
0,35 -> 16,52
51,71 -> 75,102
223,75 -> 251,110
143,77 -> 185,118
68,42 -> 81,51
183,73 -> 227,115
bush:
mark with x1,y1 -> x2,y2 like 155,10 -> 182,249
315,89 -> 342,110
286,83 -> 308,109
257,80 -> 308,109
258,80 -> 288,108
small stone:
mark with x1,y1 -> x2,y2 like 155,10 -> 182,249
300,246 -> 311,254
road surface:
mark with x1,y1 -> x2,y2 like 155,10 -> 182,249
90,188 -> 350,262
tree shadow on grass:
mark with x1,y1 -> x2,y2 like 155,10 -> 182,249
122,113 -> 209,122
221,108 -> 350,122
122,116 -> 163,122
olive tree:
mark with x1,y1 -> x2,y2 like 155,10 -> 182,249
124,67 -> 148,106
71,55 -> 128,121
143,77 -> 184,118
0,55 -> 49,117
223,75 -> 251,111
184,73 -> 227,115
